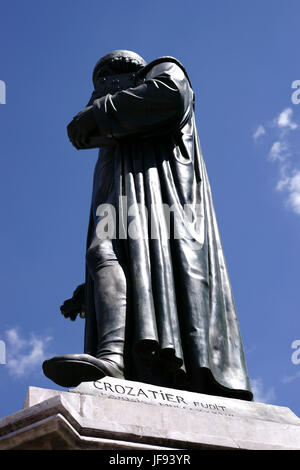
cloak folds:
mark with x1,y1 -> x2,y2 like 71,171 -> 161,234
83,58 -> 253,400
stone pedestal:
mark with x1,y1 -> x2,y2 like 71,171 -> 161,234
0,377 -> 300,450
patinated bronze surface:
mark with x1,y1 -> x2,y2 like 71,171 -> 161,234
43,50 -> 253,401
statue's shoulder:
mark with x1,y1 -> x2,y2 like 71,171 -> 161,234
137,57 -> 193,88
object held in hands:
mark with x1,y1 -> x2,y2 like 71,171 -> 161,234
60,284 -> 85,321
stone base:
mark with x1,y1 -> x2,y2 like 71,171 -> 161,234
0,377 -> 300,450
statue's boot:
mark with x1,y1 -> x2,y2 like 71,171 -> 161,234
42,353 -> 123,388
43,260 -> 127,388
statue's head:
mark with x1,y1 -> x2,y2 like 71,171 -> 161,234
92,50 -> 147,87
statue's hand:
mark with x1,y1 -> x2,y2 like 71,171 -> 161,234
67,106 -> 98,149
60,284 -> 86,321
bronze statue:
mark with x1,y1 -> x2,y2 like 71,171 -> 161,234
43,50 -> 253,401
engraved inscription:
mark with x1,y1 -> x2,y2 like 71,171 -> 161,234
93,380 -> 234,417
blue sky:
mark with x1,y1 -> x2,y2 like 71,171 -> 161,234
0,0 -> 300,419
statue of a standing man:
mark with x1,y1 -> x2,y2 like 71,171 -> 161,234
43,50 -> 252,401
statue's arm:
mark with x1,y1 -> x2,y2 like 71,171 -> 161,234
91,62 -> 192,139
67,63 -> 193,149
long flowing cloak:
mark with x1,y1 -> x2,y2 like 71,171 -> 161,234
83,58 -> 253,400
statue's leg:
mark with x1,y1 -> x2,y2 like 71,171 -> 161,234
42,233 -> 130,387
85,236 -> 128,373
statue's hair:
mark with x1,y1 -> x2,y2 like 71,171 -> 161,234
93,50 -> 146,85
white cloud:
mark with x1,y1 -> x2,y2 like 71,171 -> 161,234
5,328 -> 52,378
253,125 -> 266,140
276,165 -> 290,191
268,140 -> 290,162
282,371 -> 300,384
254,106 -> 300,215
288,192 -> 300,214
250,378 -> 276,404
276,170 -> 300,215
276,108 -> 298,130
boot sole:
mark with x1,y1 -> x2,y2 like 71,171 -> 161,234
42,355 -> 124,388
43,358 -> 106,387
